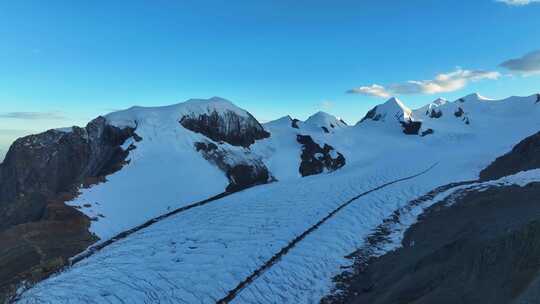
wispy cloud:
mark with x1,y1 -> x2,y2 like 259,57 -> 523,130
0,111 -> 66,120
500,49 -> 540,75
496,0 -> 540,5
347,69 -> 501,98
318,100 -> 334,110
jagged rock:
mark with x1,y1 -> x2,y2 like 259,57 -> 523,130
0,117 -> 136,300
296,135 -> 345,177
180,110 -> 270,147
291,119 -> 300,129
480,131 -> 540,180
0,117 -> 137,231
194,141 -> 271,192
428,108 -> 442,118
226,164 -> 270,192
536,94 -> 540,103
322,126 -> 330,133
454,107 -> 464,117
360,107 -> 382,123
400,121 -> 422,135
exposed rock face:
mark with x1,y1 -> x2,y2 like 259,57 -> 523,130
291,118 -> 300,129
480,131 -> 540,180
427,108 -> 442,118
296,135 -> 345,177
536,93 -> 540,103
225,164 -> 270,192
359,107 -> 382,123
194,141 -> 271,192
180,110 -> 270,147
0,116 -> 137,301
334,183 -> 540,304
400,121 -> 422,135
454,107 -> 464,117
0,197 -> 97,303
0,117 -> 136,230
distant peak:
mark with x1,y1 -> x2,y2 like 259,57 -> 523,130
358,97 -> 413,124
459,93 -> 491,102
384,96 -> 402,105
305,111 -> 346,129
309,111 -> 333,118
184,96 -> 233,105
432,97 -> 448,105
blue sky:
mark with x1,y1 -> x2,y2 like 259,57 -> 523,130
1,0 -> 540,157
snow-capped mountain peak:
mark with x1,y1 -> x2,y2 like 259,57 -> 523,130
358,97 -> 413,125
105,97 -> 269,147
432,97 -> 448,106
457,92 -> 492,103
305,111 -> 347,133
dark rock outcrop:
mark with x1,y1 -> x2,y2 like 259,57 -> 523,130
322,126 -> 330,133
0,117 -> 136,230
225,164 -> 270,192
0,196 -> 97,303
480,131 -> 540,180
291,118 -> 300,129
400,120 -> 422,135
421,128 -> 434,137
454,107 -> 464,117
180,110 -> 270,147
0,117 -> 137,301
332,182 -> 540,304
194,141 -> 271,192
536,94 -> 540,104
428,108 -> 442,118
296,135 -> 345,177
359,107 -> 382,123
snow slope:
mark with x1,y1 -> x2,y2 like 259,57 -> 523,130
17,93 -> 540,303
304,111 -> 347,133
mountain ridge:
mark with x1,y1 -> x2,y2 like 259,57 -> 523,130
3,92 -> 540,303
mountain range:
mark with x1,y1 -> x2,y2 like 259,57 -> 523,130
2,92 -> 540,303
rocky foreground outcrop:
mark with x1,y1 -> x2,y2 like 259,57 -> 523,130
480,130 -> 540,181
324,130 -> 540,304
331,182 -> 540,304
0,117 -> 138,302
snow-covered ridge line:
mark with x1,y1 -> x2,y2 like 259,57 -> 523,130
217,162 -> 438,304
104,96 -> 251,128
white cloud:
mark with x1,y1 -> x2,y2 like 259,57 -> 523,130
496,0 -> 540,5
500,49 -> 540,74
347,69 -> 500,98
347,84 -> 391,98
318,100 -> 334,110
0,111 -> 66,120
